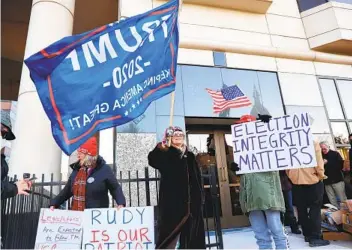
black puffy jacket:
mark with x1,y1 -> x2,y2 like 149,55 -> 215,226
1,154 -> 17,200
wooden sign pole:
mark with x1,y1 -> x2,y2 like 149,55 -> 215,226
167,1 -> 181,147
168,91 -> 175,146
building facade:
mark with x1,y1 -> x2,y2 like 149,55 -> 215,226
1,0 -> 352,228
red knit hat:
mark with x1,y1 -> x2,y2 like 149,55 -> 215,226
235,115 -> 257,124
77,137 -> 98,156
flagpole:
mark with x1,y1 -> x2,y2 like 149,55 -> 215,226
169,91 -> 176,124
167,0 -> 182,147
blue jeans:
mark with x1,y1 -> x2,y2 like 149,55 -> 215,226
249,210 -> 289,250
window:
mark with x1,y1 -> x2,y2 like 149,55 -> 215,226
155,66 -> 184,116
336,80 -> 352,119
182,66 -> 285,118
319,79 -> 344,119
279,74 -> 323,107
213,52 -> 227,67
297,0 -> 328,12
319,78 -> 352,146
297,0 -> 352,13
330,122 -> 350,144
285,106 -> 330,134
182,66 -> 223,117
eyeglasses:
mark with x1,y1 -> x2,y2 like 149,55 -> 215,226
165,126 -> 184,137
173,131 -> 184,137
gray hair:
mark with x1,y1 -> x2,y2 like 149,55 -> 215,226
319,141 -> 330,148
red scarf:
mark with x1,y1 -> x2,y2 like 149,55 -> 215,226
71,167 -> 88,211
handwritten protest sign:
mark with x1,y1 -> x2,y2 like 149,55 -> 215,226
82,207 -> 154,250
232,113 -> 317,174
35,209 -> 84,250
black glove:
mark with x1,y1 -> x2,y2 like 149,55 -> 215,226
280,212 -> 285,224
230,162 -> 240,172
258,114 -> 272,123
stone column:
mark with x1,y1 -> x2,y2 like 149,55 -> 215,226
9,0 -> 76,180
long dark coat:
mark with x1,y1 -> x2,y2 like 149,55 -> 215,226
148,144 -> 206,249
322,150 -> 344,185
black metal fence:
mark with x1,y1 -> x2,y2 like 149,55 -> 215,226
1,165 -> 223,249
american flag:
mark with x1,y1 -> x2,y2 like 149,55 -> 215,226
206,85 -> 252,113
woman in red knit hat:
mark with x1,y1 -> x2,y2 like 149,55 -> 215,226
50,137 -> 125,210
233,115 -> 289,250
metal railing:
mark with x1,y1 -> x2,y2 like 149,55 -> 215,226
1,166 -> 223,249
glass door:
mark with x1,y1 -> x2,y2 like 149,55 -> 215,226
187,131 -> 249,228
187,132 -> 220,231
221,132 -> 249,228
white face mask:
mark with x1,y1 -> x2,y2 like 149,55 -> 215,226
1,139 -> 11,157
1,139 -> 7,150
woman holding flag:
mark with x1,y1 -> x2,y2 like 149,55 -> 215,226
148,126 -> 206,249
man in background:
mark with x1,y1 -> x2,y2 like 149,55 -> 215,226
320,142 -> 347,208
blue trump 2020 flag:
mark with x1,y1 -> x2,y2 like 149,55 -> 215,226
25,0 -> 179,155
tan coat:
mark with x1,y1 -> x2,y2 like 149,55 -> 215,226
286,141 -> 325,185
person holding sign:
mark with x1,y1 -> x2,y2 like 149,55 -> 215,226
49,137 -> 126,210
148,126 -> 206,249
236,115 -> 289,250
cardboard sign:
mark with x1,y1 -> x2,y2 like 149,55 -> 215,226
232,113 -> 317,174
82,207 -> 155,250
35,209 -> 84,250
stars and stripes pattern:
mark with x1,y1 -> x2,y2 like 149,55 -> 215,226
206,85 -> 252,113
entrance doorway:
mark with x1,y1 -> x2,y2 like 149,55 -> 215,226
187,130 -> 250,229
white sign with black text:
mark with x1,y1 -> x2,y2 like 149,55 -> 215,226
232,113 -> 317,174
